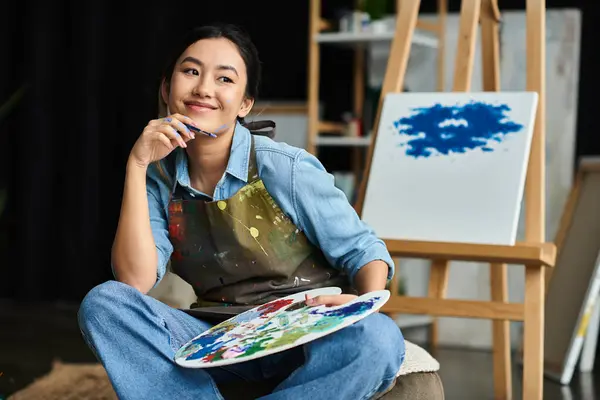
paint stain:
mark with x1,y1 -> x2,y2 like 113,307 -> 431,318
393,101 -> 524,158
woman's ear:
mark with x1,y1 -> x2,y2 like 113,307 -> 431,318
238,97 -> 255,119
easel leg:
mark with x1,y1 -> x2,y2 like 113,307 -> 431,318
480,0 -> 501,91
452,0 -> 481,92
480,0 -> 511,398
427,259 -> 449,353
523,0 -> 546,396
490,264 -> 513,400
523,265 -> 545,400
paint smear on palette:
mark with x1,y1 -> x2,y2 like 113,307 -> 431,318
393,101 -> 524,158
175,291 -> 388,367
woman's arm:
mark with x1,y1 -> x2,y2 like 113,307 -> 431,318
111,156 -> 175,294
288,150 -> 395,290
111,158 -> 159,293
354,260 -> 389,294
111,115 -> 191,293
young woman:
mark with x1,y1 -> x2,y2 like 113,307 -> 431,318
78,23 -> 405,400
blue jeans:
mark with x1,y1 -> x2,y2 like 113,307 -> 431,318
78,280 -> 405,400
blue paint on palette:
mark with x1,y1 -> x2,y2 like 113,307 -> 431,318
310,296 -> 380,318
182,327 -> 236,361
233,309 -> 262,323
392,101 -> 524,158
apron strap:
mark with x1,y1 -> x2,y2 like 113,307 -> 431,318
244,120 -> 275,183
244,120 -> 276,139
247,135 -> 259,183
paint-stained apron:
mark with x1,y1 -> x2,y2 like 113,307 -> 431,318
167,130 -> 351,321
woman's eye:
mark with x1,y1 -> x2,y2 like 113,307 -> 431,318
218,76 -> 233,83
183,68 -> 199,76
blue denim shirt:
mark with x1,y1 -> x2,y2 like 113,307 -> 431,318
145,122 -> 394,287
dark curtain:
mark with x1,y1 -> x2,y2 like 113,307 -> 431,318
3,1 -> 172,302
0,0 -> 320,302
1,0 -> 599,303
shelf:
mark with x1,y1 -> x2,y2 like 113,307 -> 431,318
318,121 -> 345,134
315,31 -> 438,49
252,101 -> 307,115
315,136 -> 372,146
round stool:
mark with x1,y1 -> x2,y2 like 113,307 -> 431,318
219,340 -> 444,400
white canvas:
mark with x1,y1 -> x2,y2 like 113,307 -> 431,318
362,91 -> 537,245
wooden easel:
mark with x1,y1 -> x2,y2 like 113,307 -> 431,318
353,0 -> 554,399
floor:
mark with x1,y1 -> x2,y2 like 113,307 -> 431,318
0,300 -> 598,400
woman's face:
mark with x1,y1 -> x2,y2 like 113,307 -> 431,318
163,38 -> 253,135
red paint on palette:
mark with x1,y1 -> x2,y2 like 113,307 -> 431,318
256,299 -> 293,316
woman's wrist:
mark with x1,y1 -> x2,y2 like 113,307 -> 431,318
127,154 -> 150,171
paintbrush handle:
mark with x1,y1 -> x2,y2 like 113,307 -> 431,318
183,123 -> 217,138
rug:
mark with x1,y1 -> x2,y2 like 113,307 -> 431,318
8,361 -> 117,400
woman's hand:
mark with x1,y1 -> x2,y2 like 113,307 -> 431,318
129,114 -> 198,168
306,294 -> 358,307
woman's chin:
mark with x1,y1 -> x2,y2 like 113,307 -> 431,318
194,121 -> 232,135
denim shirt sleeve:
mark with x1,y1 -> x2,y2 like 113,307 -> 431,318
145,162 -> 174,286
289,150 -> 395,285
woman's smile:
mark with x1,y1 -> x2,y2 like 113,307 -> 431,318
184,100 -> 218,114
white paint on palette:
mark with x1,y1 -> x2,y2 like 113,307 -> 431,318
362,91 -> 538,246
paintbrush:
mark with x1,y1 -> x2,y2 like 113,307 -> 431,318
183,122 -> 218,138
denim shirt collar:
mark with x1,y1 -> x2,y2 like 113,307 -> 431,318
173,120 -> 252,191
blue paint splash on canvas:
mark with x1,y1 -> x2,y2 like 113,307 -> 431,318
393,101 -> 524,158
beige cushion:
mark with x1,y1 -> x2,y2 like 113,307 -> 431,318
398,340 -> 440,376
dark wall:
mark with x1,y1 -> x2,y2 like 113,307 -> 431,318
0,0 -> 597,302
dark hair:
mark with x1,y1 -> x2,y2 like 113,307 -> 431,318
160,23 -> 261,124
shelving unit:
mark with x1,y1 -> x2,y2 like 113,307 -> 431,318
307,0 -> 447,194
314,136 -> 372,147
